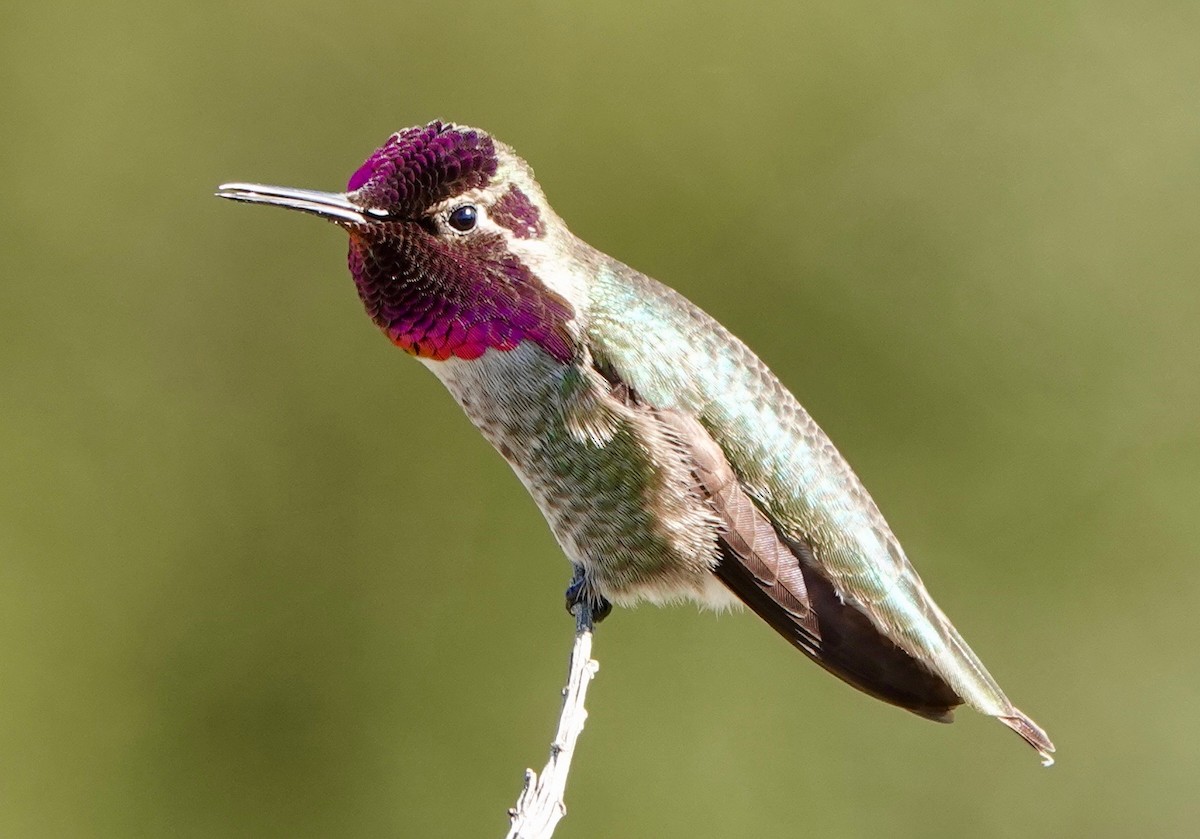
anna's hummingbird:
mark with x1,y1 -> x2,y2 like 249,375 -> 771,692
218,121 -> 1054,764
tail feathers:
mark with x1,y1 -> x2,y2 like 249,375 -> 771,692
998,709 -> 1056,766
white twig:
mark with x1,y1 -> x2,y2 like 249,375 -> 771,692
504,605 -> 599,839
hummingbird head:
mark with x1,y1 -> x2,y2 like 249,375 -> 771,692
218,121 -> 577,363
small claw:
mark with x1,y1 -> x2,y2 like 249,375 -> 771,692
565,569 -> 612,623
588,598 -> 613,623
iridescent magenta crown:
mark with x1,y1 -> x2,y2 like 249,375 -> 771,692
346,121 -> 498,216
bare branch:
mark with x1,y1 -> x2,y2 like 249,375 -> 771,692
504,605 -> 599,839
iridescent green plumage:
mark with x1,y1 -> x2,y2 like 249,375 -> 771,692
585,257 -> 1053,761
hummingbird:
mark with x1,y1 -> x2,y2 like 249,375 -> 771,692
217,120 -> 1054,765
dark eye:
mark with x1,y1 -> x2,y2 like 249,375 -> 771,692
447,204 -> 478,232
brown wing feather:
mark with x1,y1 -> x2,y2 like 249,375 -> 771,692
658,409 -> 962,721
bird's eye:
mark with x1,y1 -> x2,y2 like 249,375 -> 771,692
447,204 -> 478,232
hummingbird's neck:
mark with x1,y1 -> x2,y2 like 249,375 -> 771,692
347,228 -> 578,363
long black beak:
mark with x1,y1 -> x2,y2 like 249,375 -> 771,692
216,183 -> 385,225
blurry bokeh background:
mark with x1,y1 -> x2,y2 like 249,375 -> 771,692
3,2 -> 1197,836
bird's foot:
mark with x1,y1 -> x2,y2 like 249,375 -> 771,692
565,568 -> 612,623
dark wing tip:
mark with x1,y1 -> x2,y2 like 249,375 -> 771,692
913,706 -> 956,724
998,709 -> 1056,766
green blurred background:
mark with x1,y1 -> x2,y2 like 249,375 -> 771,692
3,1 -> 1197,836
